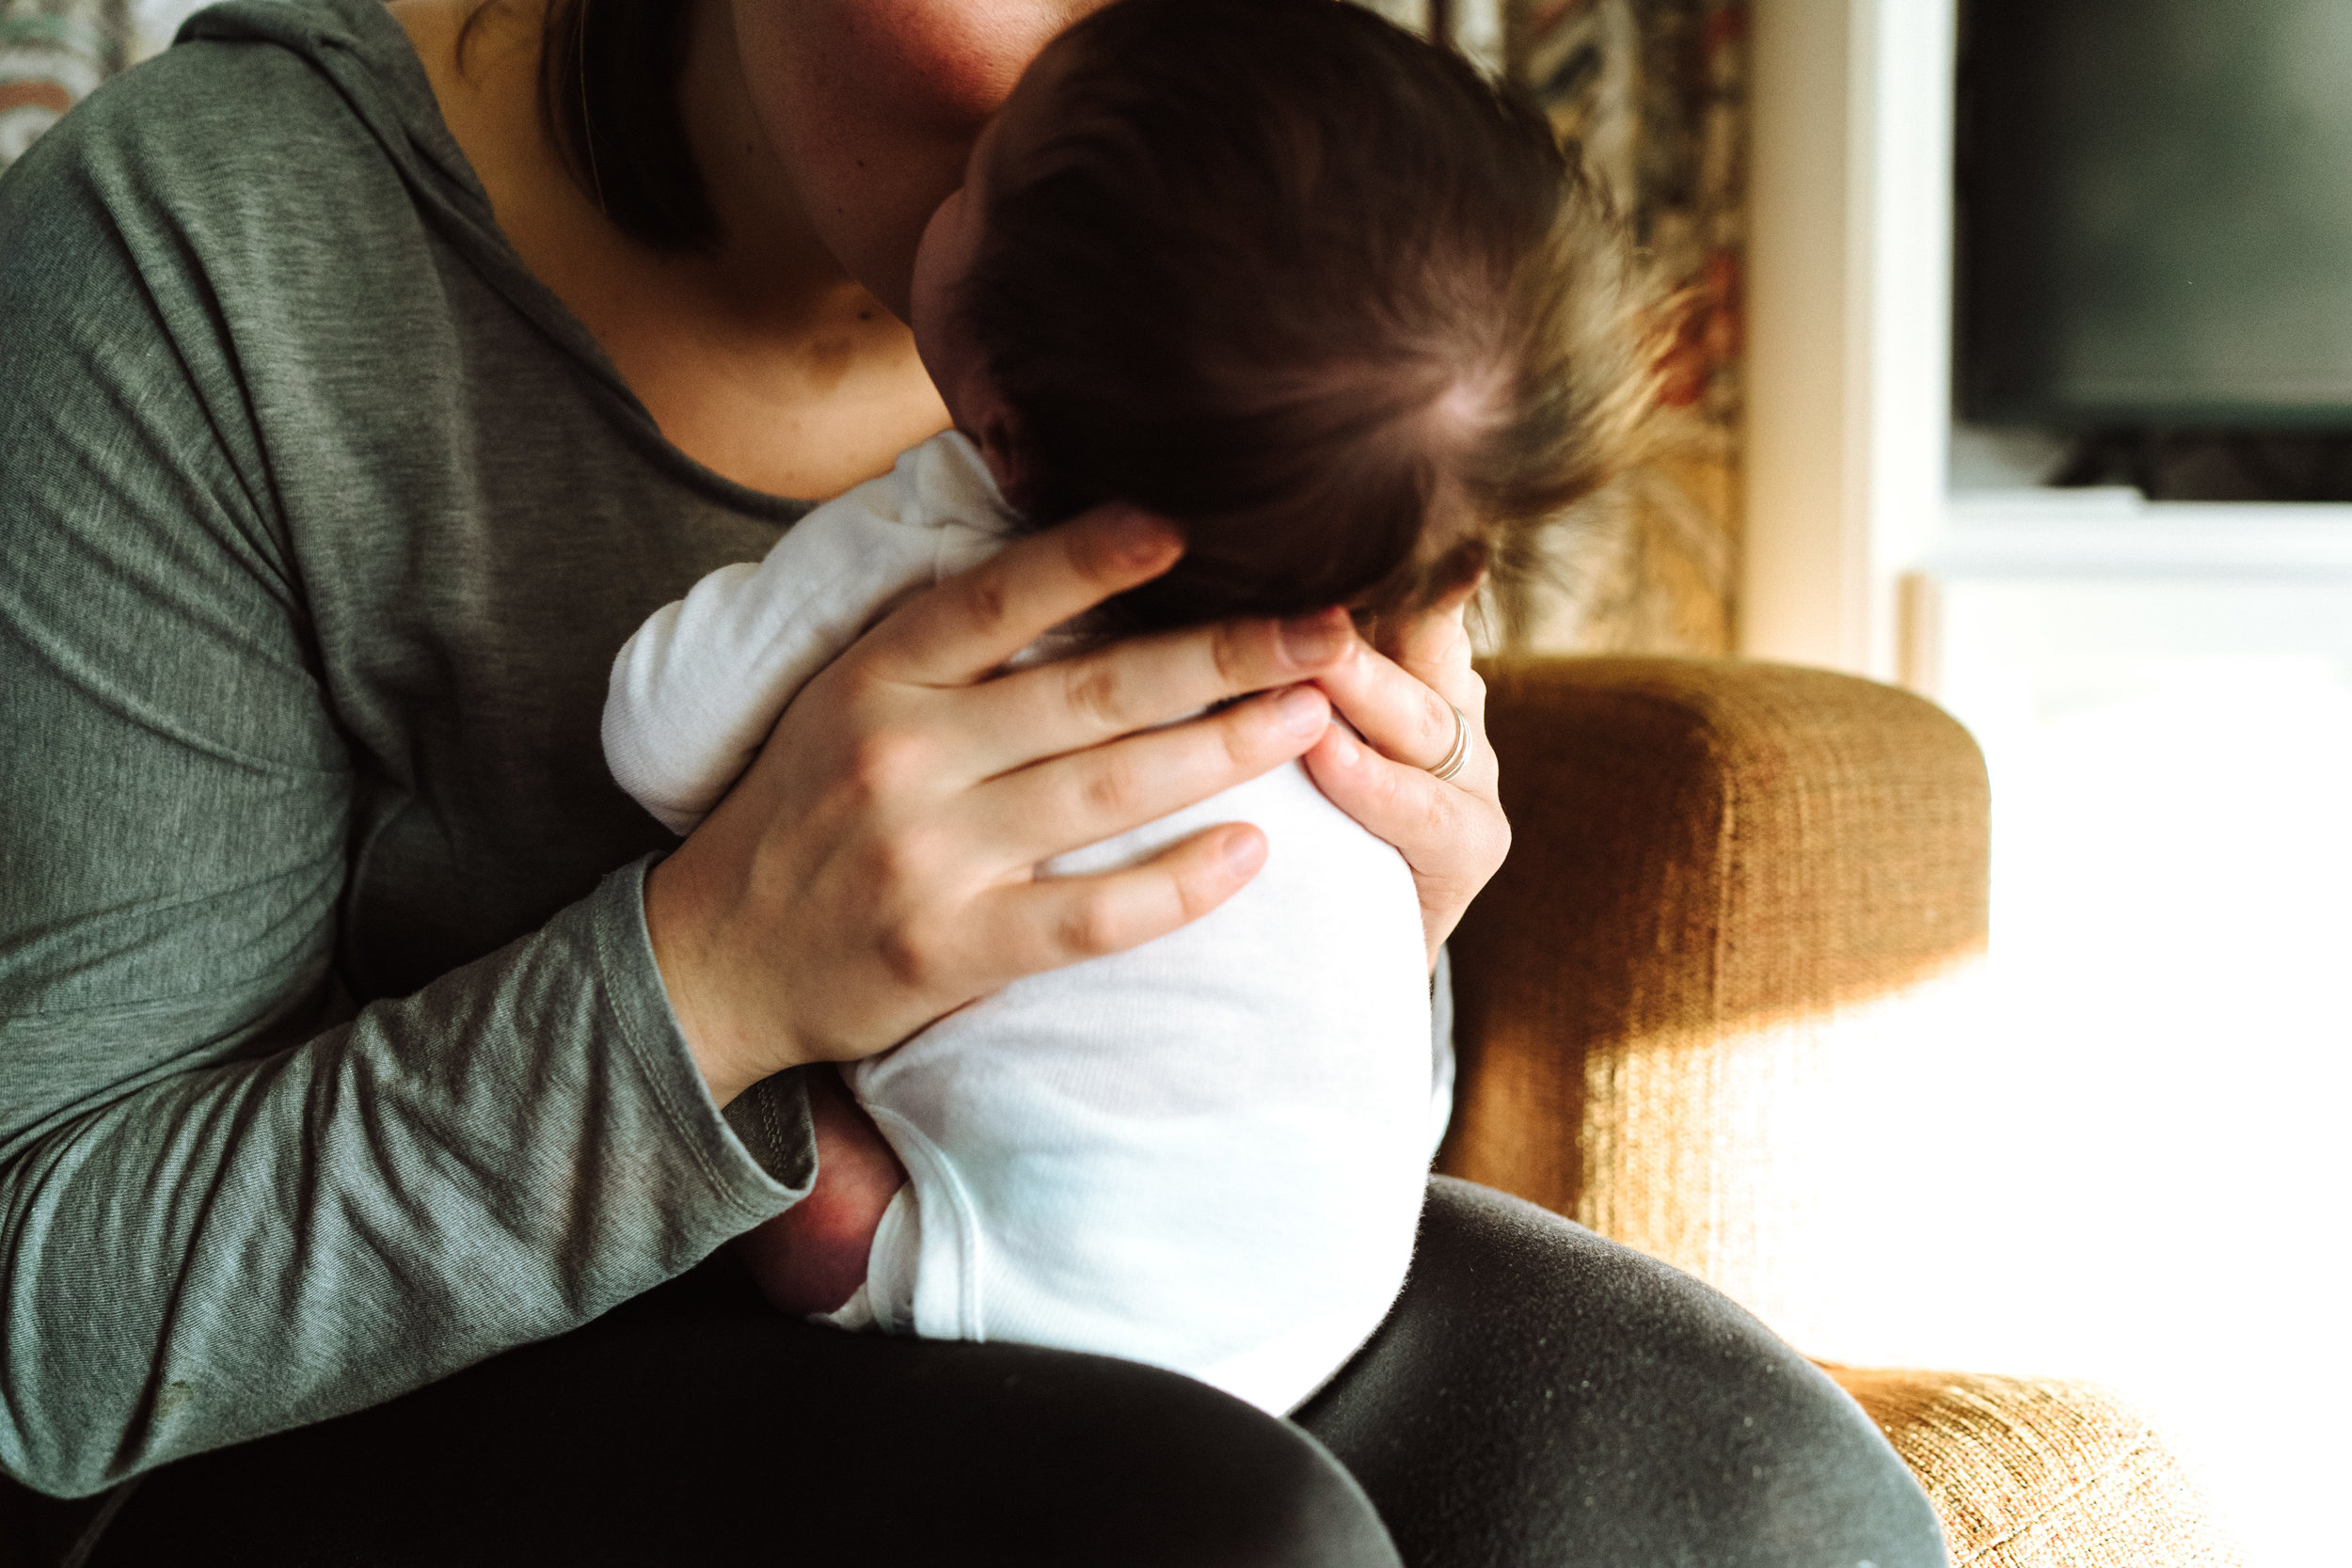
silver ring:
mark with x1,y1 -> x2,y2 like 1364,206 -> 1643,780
1429,700 -> 1470,783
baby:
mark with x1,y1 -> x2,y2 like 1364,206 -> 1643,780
603,0 -> 1654,1415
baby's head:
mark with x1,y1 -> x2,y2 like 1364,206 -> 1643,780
907,0 -> 1660,634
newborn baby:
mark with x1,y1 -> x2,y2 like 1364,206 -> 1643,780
604,0 -> 1654,1415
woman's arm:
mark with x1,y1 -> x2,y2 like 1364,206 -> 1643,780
0,92 -> 809,1497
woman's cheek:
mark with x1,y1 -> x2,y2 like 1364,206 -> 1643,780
728,0 -> 1108,302
739,0 -> 1098,135
853,0 -> 1062,126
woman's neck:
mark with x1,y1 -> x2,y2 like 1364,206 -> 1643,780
389,0 -> 951,500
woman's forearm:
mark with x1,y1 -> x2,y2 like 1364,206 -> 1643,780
0,215 -> 805,1486
0,865 -> 807,1497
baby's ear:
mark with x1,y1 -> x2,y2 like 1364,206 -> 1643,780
976,411 -> 1031,508
1357,536 -> 1492,657
1429,535 -> 1493,602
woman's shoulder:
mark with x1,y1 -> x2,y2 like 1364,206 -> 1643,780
0,1 -> 507,642
1,0 -> 463,262
0,0 -> 518,472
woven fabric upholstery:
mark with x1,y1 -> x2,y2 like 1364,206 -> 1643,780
1440,656 -> 1988,1335
1825,1367 -> 2247,1568
1446,657 -> 2235,1565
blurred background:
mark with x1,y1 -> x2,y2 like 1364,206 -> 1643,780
7,0 -> 2346,1560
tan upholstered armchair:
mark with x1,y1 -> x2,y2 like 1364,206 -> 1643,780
1444,657 -> 2242,1568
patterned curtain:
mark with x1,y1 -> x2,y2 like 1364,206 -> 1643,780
1500,0 -> 1746,656
0,0 -> 127,171
1350,0 -> 1748,655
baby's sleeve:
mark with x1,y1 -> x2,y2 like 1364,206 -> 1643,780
601,467 -> 987,835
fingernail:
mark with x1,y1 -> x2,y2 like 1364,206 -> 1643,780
1222,829 -> 1266,877
1275,686 -> 1327,738
1331,730 -> 1361,768
1279,608 -> 1347,667
1106,508 -> 1179,567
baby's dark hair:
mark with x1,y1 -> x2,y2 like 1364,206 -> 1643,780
961,0 -> 1662,633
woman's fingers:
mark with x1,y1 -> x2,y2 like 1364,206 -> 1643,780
950,606 -> 1354,779
1304,717 -> 1511,965
965,685 -> 1330,866
860,502 -> 1355,781
1304,715 -> 1496,871
1302,592 -> 1508,962
1391,578 -> 1484,708
860,504 -> 1183,686
973,823 -> 1270,981
1313,603 -> 1489,784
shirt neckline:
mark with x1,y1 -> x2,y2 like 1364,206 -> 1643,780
184,0 -> 818,524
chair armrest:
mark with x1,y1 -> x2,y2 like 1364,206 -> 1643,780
1440,659 -> 2244,1565
1438,656 -> 1989,1338
1823,1365 -> 2246,1567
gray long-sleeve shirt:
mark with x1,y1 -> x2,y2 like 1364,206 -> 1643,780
0,0 -> 822,1496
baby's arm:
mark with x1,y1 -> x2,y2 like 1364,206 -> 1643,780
602,519 -> 933,836
602,436 -> 1008,835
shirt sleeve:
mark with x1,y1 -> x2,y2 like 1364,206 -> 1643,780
0,71 -> 811,1499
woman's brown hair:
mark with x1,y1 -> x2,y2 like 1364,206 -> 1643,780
463,0 -> 719,249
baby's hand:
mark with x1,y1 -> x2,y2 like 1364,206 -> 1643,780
734,1067 -> 907,1316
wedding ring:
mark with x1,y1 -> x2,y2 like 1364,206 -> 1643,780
1429,700 -> 1470,783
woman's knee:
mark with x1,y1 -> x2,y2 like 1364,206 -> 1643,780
1300,1178 -> 1947,1568
809,1329 -> 1401,1568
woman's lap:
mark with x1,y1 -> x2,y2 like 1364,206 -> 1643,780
1301,1177 -> 1947,1567
78,1179 -> 1944,1567
81,1260 -> 1390,1568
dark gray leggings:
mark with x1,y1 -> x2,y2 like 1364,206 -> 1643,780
63,1180 -> 1946,1567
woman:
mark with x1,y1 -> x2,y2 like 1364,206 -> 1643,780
0,0 -> 1947,1560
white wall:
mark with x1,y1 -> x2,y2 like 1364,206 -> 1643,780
1742,7 -> 2352,1563
1742,0 -> 1952,680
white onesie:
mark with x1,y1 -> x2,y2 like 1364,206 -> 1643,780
603,431 -> 1440,1416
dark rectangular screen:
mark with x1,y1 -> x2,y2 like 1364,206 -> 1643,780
1958,0 -> 2352,427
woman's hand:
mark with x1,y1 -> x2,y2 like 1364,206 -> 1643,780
1299,588 -> 1510,969
644,506 -> 1353,1107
